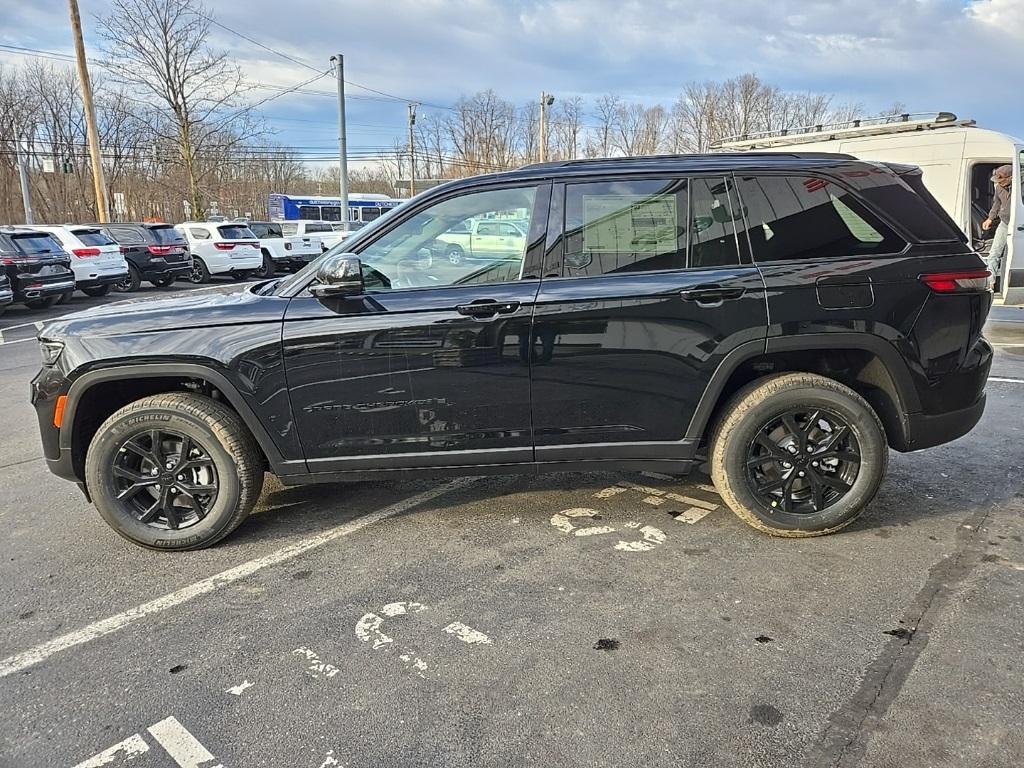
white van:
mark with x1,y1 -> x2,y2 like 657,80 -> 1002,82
716,112 -> 1024,304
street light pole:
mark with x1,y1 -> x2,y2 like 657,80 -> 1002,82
68,0 -> 109,222
539,92 -> 555,163
407,102 -> 418,198
330,54 -> 349,220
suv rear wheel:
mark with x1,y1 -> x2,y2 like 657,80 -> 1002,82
84,393 -> 264,550
188,258 -> 211,284
82,285 -> 111,297
710,373 -> 887,537
114,264 -> 142,293
256,251 -> 275,278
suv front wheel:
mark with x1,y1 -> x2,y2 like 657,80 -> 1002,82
85,393 -> 264,550
710,373 -> 887,537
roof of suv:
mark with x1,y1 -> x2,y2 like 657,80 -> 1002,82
458,151 -> 861,186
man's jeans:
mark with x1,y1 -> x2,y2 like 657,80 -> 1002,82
988,220 -> 1008,280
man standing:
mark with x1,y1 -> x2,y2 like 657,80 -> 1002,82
982,164 -> 1013,284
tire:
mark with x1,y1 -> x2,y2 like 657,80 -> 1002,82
232,271 -> 252,281
25,296 -> 58,309
446,245 -> 464,265
84,393 -> 264,551
255,251 -> 276,279
188,258 -> 210,284
113,264 -> 142,293
150,275 -> 176,288
709,373 -> 887,537
56,290 -> 74,305
82,285 -> 111,297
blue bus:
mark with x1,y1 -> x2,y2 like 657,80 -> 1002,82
268,193 -> 403,224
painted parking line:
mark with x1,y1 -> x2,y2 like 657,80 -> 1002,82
147,716 -> 219,768
72,734 -> 150,767
989,376 -> 1024,384
0,477 -> 477,679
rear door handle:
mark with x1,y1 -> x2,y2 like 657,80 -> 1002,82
456,300 -> 521,318
680,286 -> 745,304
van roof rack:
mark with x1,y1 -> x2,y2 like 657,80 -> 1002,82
713,112 -> 976,150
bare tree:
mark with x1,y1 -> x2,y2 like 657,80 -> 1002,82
588,93 -> 621,158
552,95 -> 584,160
96,0 -> 250,217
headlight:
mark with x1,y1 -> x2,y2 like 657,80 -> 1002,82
39,339 -> 65,366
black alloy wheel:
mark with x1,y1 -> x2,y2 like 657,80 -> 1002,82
111,428 -> 219,531
745,407 -> 861,515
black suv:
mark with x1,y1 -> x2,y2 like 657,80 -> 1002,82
0,228 -> 75,309
32,154 -> 992,550
92,222 -> 192,291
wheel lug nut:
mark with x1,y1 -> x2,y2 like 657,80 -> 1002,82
782,462 -> 791,468
177,474 -> 184,481
798,471 -> 805,477
812,461 -> 819,467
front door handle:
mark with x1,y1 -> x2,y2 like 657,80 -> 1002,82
680,286 -> 746,304
456,300 -> 521,318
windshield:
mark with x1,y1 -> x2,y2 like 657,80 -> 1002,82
12,233 -> 64,255
217,225 -> 257,240
149,225 -> 185,244
72,229 -> 117,247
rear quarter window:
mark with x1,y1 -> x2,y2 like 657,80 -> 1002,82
735,175 -> 906,262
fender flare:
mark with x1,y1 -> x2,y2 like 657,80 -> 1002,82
61,362 -> 293,473
684,333 -> 920,442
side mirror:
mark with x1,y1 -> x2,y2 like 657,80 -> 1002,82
309,253 -> 364,298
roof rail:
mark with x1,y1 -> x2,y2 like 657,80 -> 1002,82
518,151 -> 854,170
713,112 -> 975,150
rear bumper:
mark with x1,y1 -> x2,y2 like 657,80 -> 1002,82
902,393 -> 987,451
15,278 -> 75,300
142,262 -> 192,279
78,271 -> 129,288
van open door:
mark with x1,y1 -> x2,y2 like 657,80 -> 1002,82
1007,148 -> 1024,303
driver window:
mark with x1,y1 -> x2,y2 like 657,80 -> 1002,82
355,185 -> 538,291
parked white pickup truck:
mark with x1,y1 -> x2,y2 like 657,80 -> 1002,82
279,220 -> 349,253
435,219 -> 527,265
248,221 -> 322,277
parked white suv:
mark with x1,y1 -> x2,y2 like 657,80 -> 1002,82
32,225 -> 128,298
247,221 -> 322,277
175,222 -> 263,283
279,220 -> 348,252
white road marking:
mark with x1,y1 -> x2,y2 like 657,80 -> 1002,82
594,486 -> 628,499
642,495 -> 666,506
617,481 -> 665,496
224,679 -> 254,696
443,622 -> 493,645
0,337 -> 38,346
72,734 -> 150,768
381,601 -> 427,617
354,613 -> 395,650
318,749 -> 341,767
696,484 -> 719,495
0,478 -> 476,678
614,525 -> 666,552
574,525 -> 616,536
675,506 -> 716,525
664,493 -> 718,511
991,343 -> 1024,348
147,716 -> 217,768
293,647 -> 341,678
989,376 -> 1024,384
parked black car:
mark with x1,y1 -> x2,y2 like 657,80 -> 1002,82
0,228 -> 75,309
0,274 -> 13,315
33,153 -> 992,550
90,222 -> 192,291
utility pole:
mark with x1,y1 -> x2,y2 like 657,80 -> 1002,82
17,139 -> 33,225
539,92 -> 555,163
407,103 -> 418,198
68,0 -> 109,222
330,54 -> 349,219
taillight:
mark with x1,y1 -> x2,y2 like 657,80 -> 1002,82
72,247 -> 101,258
919,269 -> 991,293
148,245 -> 172,255
214,242 -> 235,251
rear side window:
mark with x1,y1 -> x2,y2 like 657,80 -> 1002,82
872,168 -> 967,243
188,227 -> 212,240
11,234 -> 64,254
217,225 -> 256,240
72,229 -> 116,247
281,223 -> 298,236
108,227 -> 145,245
735,175 -> 905,263
250,223 -> 282,238
149,226 -> 184,244
563,177 -> 740,277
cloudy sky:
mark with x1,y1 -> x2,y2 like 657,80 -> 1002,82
2,0 -> 1023,159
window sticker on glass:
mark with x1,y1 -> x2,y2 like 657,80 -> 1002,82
581,194 -> 678,256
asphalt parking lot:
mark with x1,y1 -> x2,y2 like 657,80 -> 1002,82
0,291 -> 1022,768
